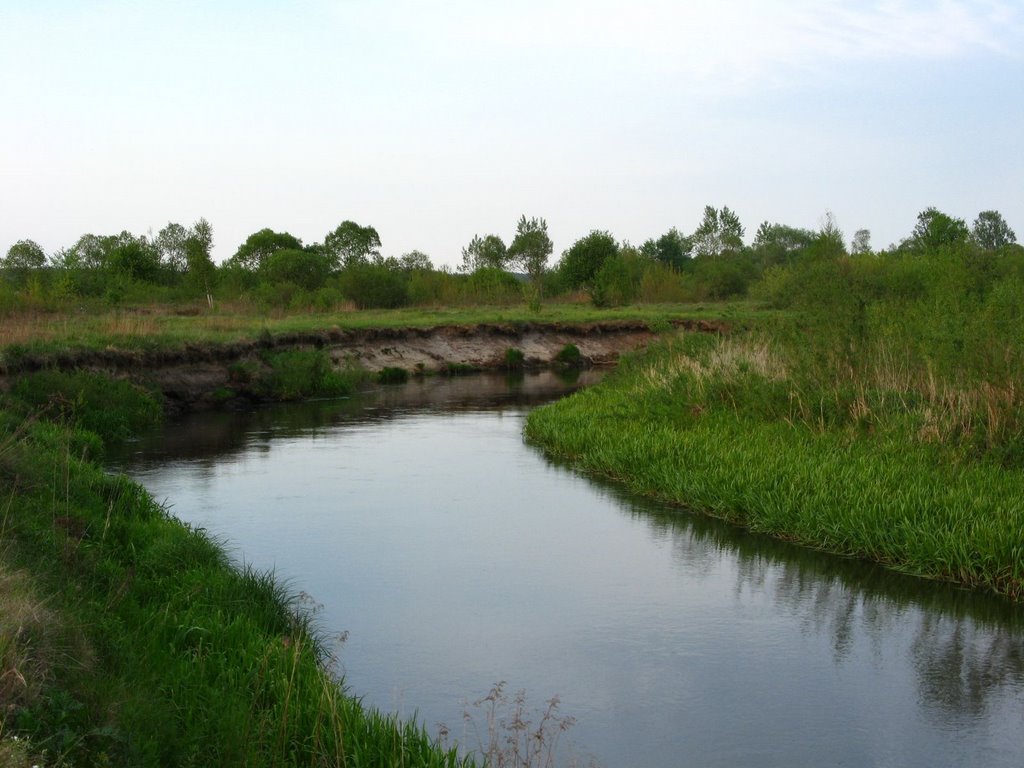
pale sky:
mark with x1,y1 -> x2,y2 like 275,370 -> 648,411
2,1 -> 1022,267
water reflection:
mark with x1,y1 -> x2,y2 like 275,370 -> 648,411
572,467 -> 1024,725
116,371 -> 603,469
115,372 -> 1024,768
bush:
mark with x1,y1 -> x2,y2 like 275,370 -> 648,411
377,367 -> 409,384
9,370 -> 163,446
589,251 -> 645,307
339,264 -> 409,309
554,343 -> 583,367
504,347 -> 525,370
461,268 -> 523,305
258,350 -> 363,400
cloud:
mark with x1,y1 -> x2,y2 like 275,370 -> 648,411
355,0 -> 1023,93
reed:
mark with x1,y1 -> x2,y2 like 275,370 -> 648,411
526,331 -> 1024,599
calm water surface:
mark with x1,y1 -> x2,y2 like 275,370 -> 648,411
115,372 -> 1024,768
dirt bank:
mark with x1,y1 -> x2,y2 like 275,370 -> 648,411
2,319 -> 726,411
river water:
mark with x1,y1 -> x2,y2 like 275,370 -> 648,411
114,372 -> 1024,768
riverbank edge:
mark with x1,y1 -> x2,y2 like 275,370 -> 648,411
2,319 -> 700,765
523,339 -> 1024,601
0,318 -> 727,415
0,382 -> 481,766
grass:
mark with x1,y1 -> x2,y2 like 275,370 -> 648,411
0,301 -> 761,371
0,377 -> 473,767
525,330 -> 1024,600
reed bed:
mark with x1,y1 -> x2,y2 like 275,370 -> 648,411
525,331 -> 1024,599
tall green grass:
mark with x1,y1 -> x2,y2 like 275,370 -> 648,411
0,377 -> 472,766
525,331 -> 1024,599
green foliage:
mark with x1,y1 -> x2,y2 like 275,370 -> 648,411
258,349 -> 362,400
554,343 -> 583,367
972,210 -> 1017,250
526,328 -> 1024,599
690,205 -> 744,258
377,366 -> 409,384
2,240 -> 46,288
0,405 -> 472,767
904,207 -> 970,252
559,230 -> 618,290
9,370 -> 163,447
461,234 -> 509,273
230,229 -> 303,272
462,267 -> 523,305
339,262 -> 409,309
691,254 -> 753,300
260,248 -> 331,291
589,248 -> 646,307
323,221 -> 382,270
503,347 -> 525,370
508,215 -> 552,286
752,222 -> 815,267
640,228 -> 691,270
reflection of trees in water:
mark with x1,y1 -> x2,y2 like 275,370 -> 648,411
912,615 -> 1024,718
113,371 -> 602,470
572,468 -> 1024,721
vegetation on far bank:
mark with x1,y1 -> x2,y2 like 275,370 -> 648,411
527,227 -> 1024,600
2,202 -> 1022,764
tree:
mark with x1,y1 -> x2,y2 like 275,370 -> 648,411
690,205 -> 744,258
183,218 -> 216,302
508,216 -> 552,287
323,221 -> 381,270
230,229 -> 303,272
105,231 -> 162,282
972,210 -> 1017,250
850,229 -> 872,255
559,230 -> 618,290
156,222 -> 190,274
752,222 -> 815,267
906,207 -> 969,252
68,234 -> 107,270
398,250 -> 433,271
640,228 -> 690,270
261,248 -> 331,291
460,234 -> 509,272
3,239 -> 46,272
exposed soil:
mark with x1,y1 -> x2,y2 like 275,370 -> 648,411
1,319 -> 727,412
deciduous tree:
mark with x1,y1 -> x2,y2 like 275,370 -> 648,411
324,221 -> 381,270
559,230 -> 618,290
690,205 -> 744,258
508,215 -> 552,288
230,229 -> 303,272
971,210 -> 1017,250
460,234 -> 509,272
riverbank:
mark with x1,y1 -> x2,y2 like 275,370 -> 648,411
524,330 -> 1024,600
0,309 -> 695,766
0,370 -> 476,766
0,312 -> 729,413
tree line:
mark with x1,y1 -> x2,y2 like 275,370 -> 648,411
2,206 -> 1018,312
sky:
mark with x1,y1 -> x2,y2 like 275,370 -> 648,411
1,0 -> 1022,267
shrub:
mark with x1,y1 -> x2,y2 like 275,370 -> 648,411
377,367 -> 409,385
554,343 -> 583,367
504,347 -> 525,370
10,370 -> 162,446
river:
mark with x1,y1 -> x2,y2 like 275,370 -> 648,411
113,371 -> 1024,768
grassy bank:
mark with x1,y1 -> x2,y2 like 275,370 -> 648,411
525,331 -> 1024,599
0,301 -> 758,369
0,371 -> 469,766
